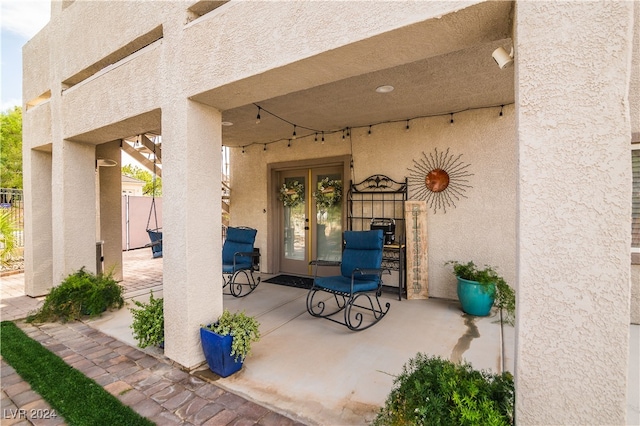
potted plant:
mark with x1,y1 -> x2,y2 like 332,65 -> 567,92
200,309 -> 261,377
130,291 -> 164,348
445,261 -> 515,325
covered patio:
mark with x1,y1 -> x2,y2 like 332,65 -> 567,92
87,249 -> 515,425
22,1 -> 638,423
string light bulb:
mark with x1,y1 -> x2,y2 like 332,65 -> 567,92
292,125 -> 297,139
287,139 -> 291,148
242,146 -> 245,154
346,127 -> 350,137
368,125 -> 372,136
256,106 -> 261,124
263,144 -> 267,151
450,113 -> 454,126
405,120 -> 410,132
499,105 -> 504,118
342,129 -> 345,140
321,132 -> 325,143
314,133 -> 318,142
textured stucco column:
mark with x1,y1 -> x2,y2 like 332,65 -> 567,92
96,140 -> 123,280
51,140 -> 98,284
23,149 -> 53,296
515,3 -> 633,424
163,101 -> 222,369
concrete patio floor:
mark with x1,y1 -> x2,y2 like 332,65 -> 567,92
3,248 -> 638,425
86,249 -> 514,425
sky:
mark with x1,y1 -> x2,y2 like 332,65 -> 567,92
1,0 -> 51,112
0,0 -> 141,167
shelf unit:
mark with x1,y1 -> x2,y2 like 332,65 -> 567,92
347,174 -> 408,300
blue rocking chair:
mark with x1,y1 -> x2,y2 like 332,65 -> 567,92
306,230 -> 390,331
222,227 -> 261,297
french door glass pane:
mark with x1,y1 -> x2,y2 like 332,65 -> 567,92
316,173 -> 342,261
283,177 -> 306,260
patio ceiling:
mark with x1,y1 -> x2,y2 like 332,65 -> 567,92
215,2 -> 515,148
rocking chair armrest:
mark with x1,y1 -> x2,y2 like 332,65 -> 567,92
351,268 -> 390,277
309,260 -> 341,267
234,251 -> 260,258
309,260 -> 341,278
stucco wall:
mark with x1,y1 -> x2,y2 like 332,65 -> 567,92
229,105 -> 517,300
514,2 -> 633,424
630,0 -> 640,326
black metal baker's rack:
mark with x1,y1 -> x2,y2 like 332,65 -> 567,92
347,174 -> 408,300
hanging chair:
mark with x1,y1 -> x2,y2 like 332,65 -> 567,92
144,139 -> 162,258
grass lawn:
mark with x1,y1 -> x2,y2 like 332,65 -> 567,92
0,321 -> 154,426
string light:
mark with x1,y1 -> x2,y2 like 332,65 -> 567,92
231,102 -> 513,152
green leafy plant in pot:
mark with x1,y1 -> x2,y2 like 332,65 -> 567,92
446,261 -> 515,325
200,309 -> 260,377
130,291 -> 164,348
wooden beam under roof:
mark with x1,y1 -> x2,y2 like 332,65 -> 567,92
121,139 -> 162,178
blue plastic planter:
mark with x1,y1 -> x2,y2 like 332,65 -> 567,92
200,326 -> 243,377
456,276 -> 496,317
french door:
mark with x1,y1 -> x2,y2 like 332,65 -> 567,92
279,166 -> 343,276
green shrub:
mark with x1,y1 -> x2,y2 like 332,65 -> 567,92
130,291 -> 164,348
373,353 -> 514,426
27,267 -> 124,323
0,211 -> 18,266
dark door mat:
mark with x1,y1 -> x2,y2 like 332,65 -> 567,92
263,275 -> 314,289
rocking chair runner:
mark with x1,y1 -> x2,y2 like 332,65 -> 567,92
306,230 -> 390,331
222,227 -> 261,297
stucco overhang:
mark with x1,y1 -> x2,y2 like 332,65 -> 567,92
189,1 -> 514,147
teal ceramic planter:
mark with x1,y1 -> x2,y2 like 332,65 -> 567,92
456,276 -> 495,316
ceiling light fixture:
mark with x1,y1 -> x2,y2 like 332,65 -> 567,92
375,85 -> 394,93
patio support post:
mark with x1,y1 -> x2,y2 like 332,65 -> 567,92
96,140 -> 123,280
514,2 -> 633,424
51,139 -> 98,284
23,149 -> 53,296
162,100 -> 222,369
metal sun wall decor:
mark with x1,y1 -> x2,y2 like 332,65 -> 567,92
407,147 -> 473,213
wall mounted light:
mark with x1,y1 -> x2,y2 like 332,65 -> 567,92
492,46 -> 514,69
96,158 -> 117,168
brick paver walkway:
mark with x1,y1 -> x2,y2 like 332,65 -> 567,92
0,250 -> 305,426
